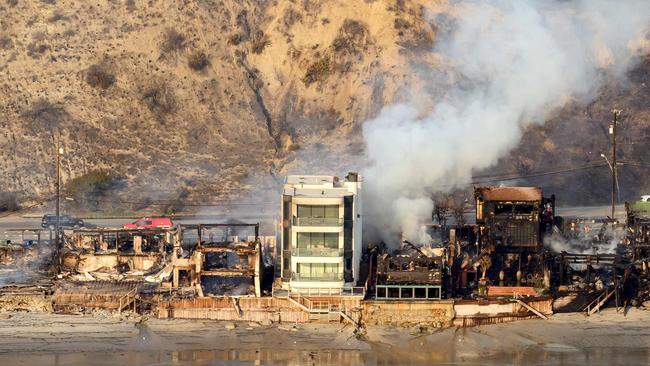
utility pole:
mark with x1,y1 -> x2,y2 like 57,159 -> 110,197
55,142 -> 63,266
610,110 -> 622,219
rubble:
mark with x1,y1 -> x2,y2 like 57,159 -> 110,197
374,241 -> 443,300
3,185 -> 650,329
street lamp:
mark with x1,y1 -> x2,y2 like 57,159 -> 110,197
600,153 -> 620,210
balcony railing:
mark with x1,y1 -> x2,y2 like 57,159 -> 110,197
293,247 -> 343,257
293,217 -> 343,227
291,273 -> 344,282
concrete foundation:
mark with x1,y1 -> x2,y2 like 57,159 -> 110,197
157,297 -> 309,323
362,300 -> 455,327
157,296 -> 552,328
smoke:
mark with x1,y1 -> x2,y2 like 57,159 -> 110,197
544,223 -> 625,255
362,0 -> 650,243
0,243 -> 54,285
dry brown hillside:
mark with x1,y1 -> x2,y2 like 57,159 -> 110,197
0,0 -> 648,212
0,0 -> 446,211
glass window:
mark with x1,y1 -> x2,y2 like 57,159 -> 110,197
297,205 -> 310,218
312,264 -> 324,276
296,233 -> 339,249
324,263 -> 338,273
325,206 -> 338,218
324,233 -> 338,248
297,205 -> 339,218
311,206 -> 325,218
311,233 -> 325,247
296,263 -> 340,278
296,233 -> 308,248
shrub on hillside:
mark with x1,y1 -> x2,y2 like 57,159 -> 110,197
163,188 -> 189,215
142,82 -> 176,116
0,192 -> 20,213
160,28 -> 186,55
22,99 -> 68,134
0,36 -> 13,50
86,64 -> 116,89
303,56 -> 330,86
332,19 -> 371,56
66,171 -> 122,211
250,30 -> 270,54
187,51 -> 209,71
47,10 -> 69,23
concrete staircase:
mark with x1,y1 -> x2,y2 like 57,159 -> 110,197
287,292 -> 359,324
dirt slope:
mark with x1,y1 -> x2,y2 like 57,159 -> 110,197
0,0 -> 648,211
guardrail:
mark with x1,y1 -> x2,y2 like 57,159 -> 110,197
291,273 -> 344,282
293,247 -> 343,257
118,287 -> 138,313
293,217 -> 343,226
289,286 -> 365,297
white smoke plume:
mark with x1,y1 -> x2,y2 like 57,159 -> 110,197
362,0 -> 650,243
544,223 -> 625,255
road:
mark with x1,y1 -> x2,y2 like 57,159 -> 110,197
0,213 -> 278,244
1,205 -> 627,245
555,204 -> 626,219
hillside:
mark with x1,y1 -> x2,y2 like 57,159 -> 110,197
0,0 -> 648,212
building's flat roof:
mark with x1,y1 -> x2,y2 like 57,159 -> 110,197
285,175 -> 337,185
475,186 -> 542,202
283,187 -> 353,198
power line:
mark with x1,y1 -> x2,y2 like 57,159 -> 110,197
71,196 -> 276,207
470,161 -> 602,180
468,162 -> 608,185
618,160 -> 650,168
10,160 -> 650,214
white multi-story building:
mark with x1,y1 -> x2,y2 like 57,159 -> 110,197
280,173 -> 362,292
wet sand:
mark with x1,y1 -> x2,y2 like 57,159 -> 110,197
0,309 -> 649,365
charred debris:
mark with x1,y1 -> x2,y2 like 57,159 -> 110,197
368,186 -> 650,313
2,180 -> 650,325
42,223 -> 271,314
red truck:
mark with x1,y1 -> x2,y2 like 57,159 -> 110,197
123,217 -> 173,229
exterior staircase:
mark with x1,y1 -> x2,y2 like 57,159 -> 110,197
583,286 -> 617,315
287,292 -> 360,324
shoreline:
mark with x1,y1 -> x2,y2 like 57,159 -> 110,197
1,308 -> 650,365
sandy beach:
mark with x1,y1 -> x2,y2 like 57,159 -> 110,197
0,308 -> 649,365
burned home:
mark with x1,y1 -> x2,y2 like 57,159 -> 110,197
60,227 -> 175,276
472,187 -> 555,288
51,223 -> 265,313
173,223 -> 262,297
626,201 -> 650,264
375,243 -> 443,300
6,176 -> 650,328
